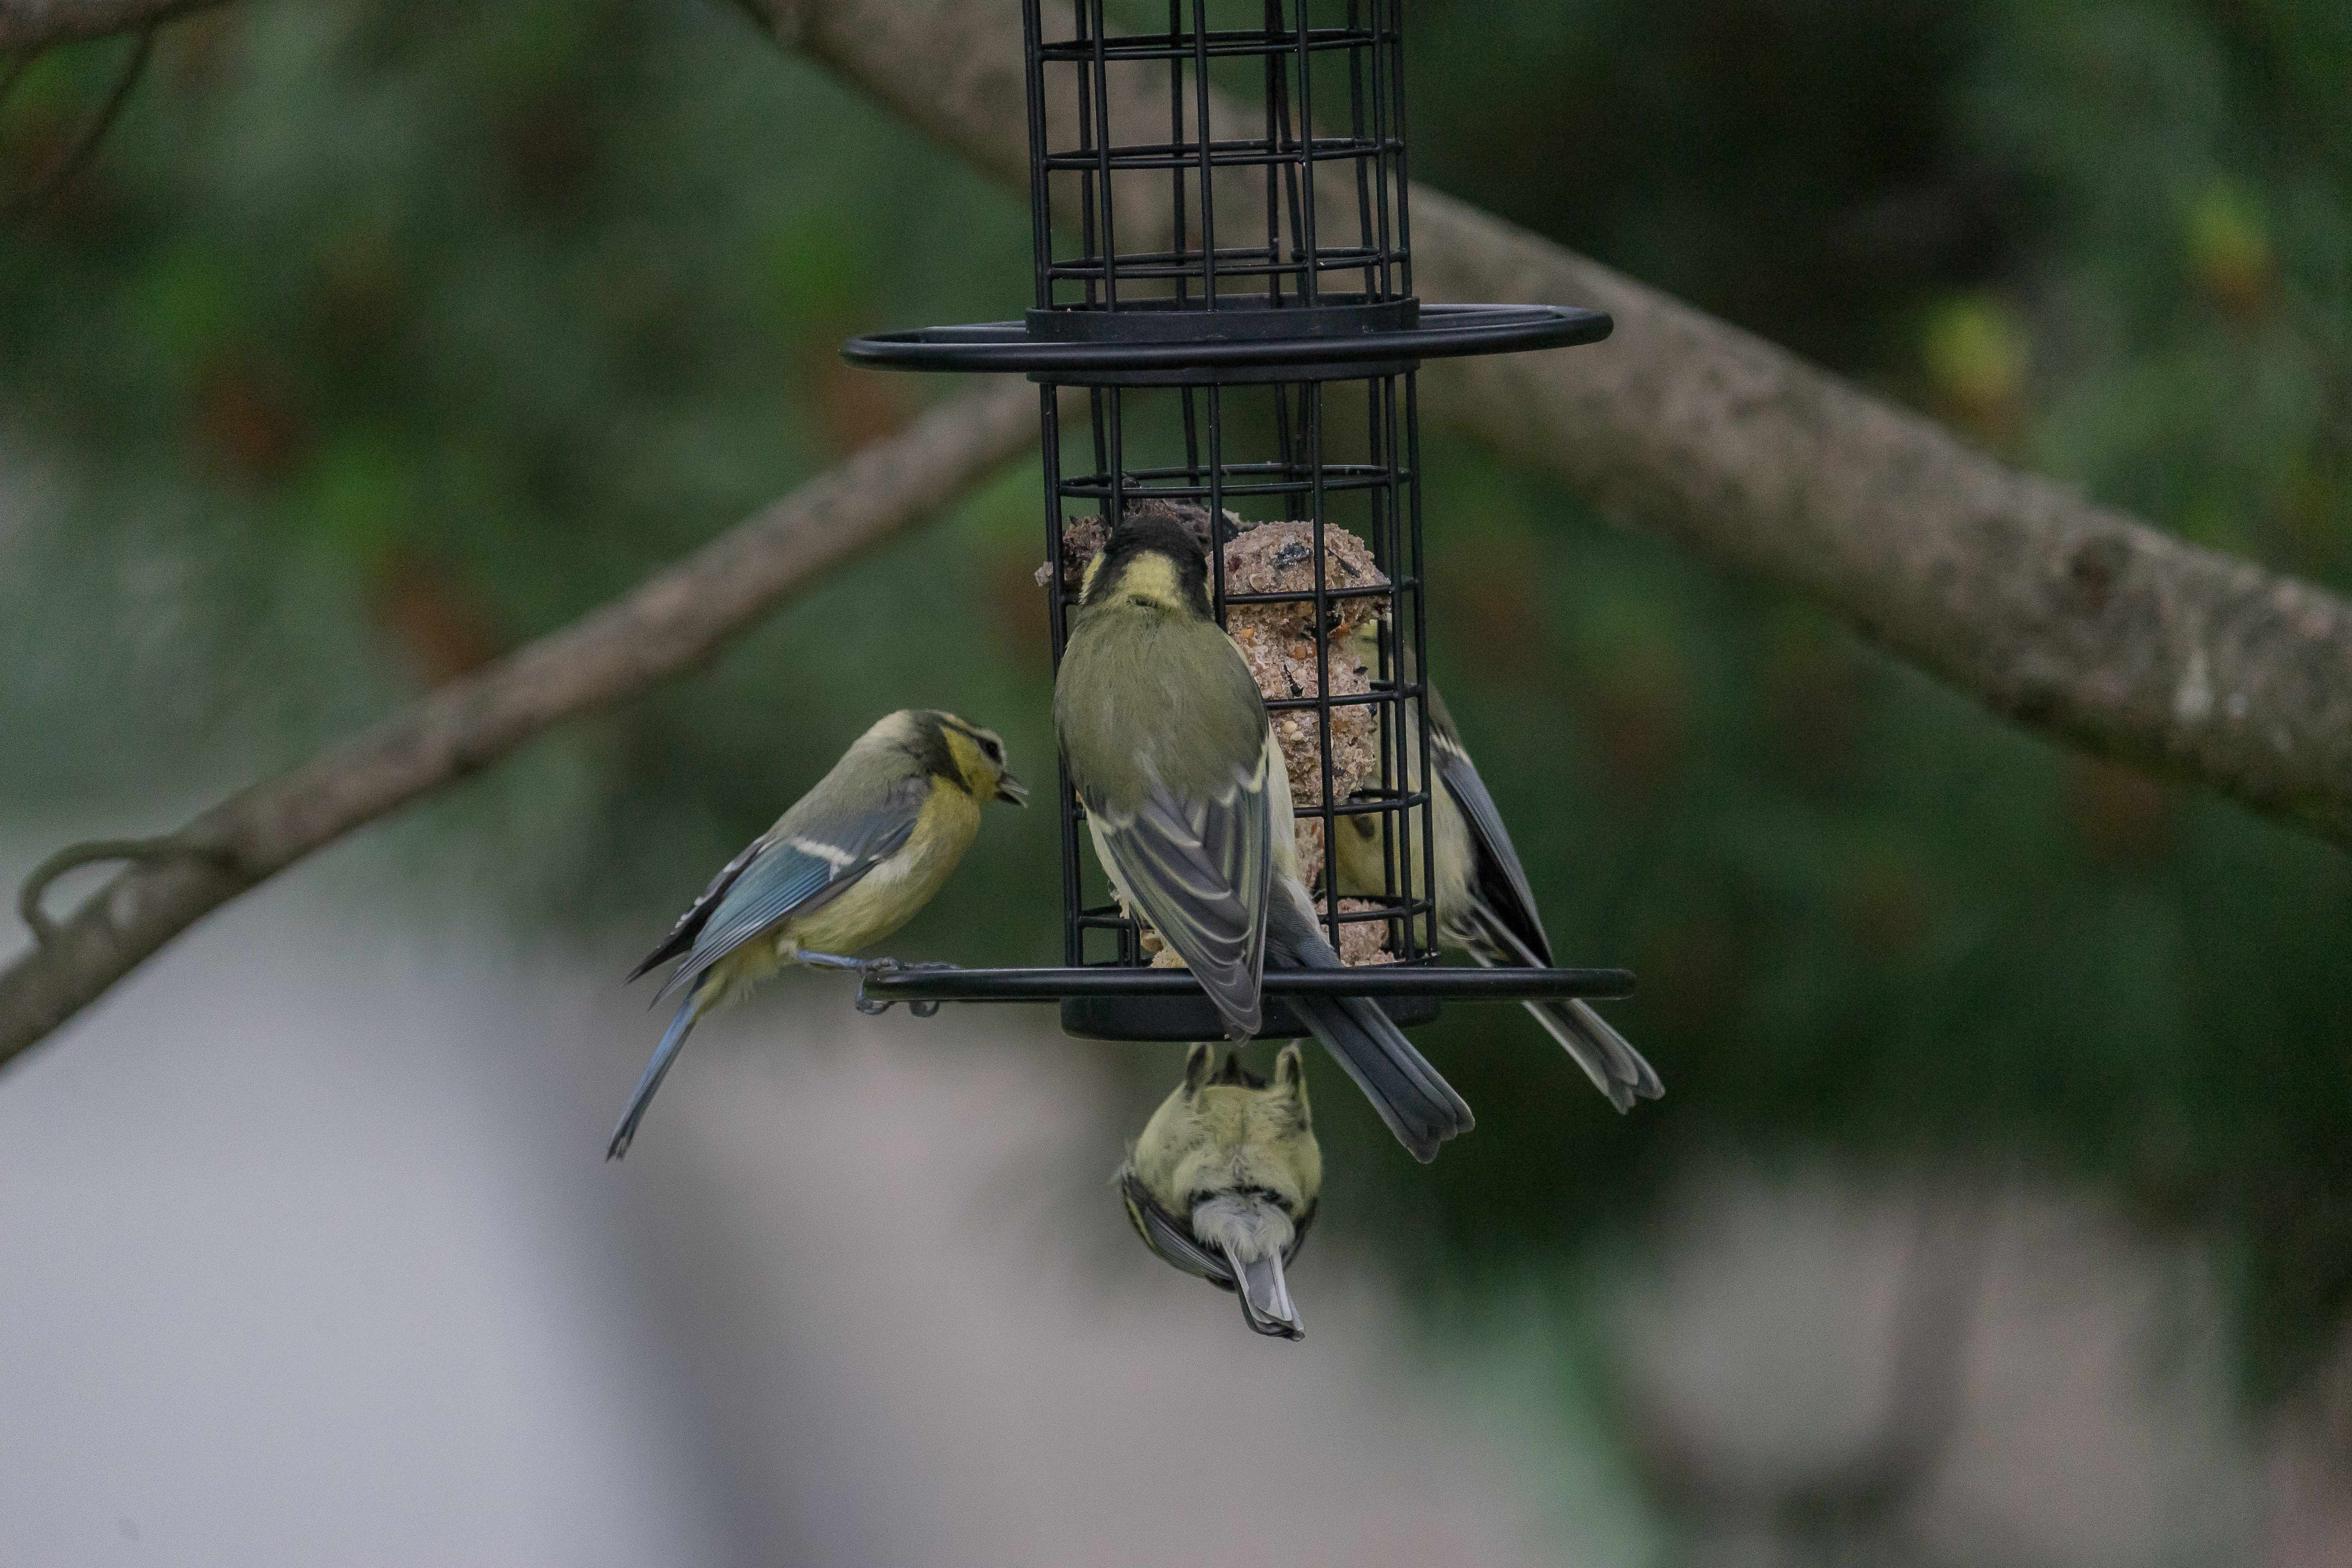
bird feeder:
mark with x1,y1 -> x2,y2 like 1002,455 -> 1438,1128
843,0 -> 1630,1039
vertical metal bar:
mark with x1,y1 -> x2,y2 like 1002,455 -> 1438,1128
1267,0 -> 1307,306
1022,0 -> 1054,313
1189,0 -> 1219,309
1346,0 -> 1375,299
1260,0 -> 1285,303
1369,372 -> 1403,936
1103,378 -> 1133,970
1071,0 -> 1102,306
1104,387 -> 1127,538
1405,369 -> 1433,959
1386,0 -> 1411,299
1365,0 -> 1393,300
1272,379 -> 1298,512
1089,386 -> 1112,524
1181,385 -> 1201,489
1292,0 -> 1319,306
1041,383 -> 1088,967
1207,384 -> 1227,624
1087,0 -> 1121,307
1308,381 -> 1340,949
1166,0 -> 1188,306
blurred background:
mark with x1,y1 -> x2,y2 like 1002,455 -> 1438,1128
3,0 -> 2348,1562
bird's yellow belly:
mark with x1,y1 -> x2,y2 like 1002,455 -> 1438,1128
781,786 -> 979,956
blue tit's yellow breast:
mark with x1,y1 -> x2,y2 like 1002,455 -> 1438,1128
785,778 -> 984,954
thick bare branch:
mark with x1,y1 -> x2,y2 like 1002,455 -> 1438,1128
761,0 -> 2352,849
0,0 -> 218,52
0,380 -> 1042,1066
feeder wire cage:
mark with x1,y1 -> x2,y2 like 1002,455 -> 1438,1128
845,0 -> 1627,1041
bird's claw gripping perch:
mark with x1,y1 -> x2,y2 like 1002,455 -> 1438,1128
853,957 -> 959,1016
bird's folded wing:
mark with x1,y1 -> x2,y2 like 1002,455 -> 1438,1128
1120,1174 -> 1230,1284
628,835 -> 767,981
652,779 -> 926,1003
1430,724 -> 1555,967
1087,757 -> 1272,1032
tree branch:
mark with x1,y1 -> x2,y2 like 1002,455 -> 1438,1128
0,0 -> 218,53
0,380 -> 1042,1067
759,0 -> 2352,850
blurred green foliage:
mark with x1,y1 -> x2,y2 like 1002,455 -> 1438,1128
2,0 -> 2347,1415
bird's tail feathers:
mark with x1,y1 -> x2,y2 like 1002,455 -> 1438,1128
1269,887 -> 1472,1163
1192,1192 -> 1306,1339
1230,1248 -> 1304,1339
1524,997 -> 1664,1112
606,980 -> 709,1160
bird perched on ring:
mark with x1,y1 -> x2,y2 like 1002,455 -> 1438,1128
1120,1041 -> 1322,1340
1334,621 -> 1661,1112
607,708 -> 1025,1159
1054,504 -> 1473,1163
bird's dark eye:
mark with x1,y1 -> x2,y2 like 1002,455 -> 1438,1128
981,737 -> 1003,763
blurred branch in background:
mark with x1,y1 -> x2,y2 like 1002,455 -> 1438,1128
0,19 -> 151,216
756,0 -> 2352,853
21,2 -> 2350,851
0,378 -> 1042,1066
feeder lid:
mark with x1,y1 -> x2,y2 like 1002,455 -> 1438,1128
841,300 -> 1609,380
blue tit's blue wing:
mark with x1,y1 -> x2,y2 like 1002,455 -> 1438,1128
628,835 -> 767,982
1085,746 -> 1273,1039
1426,700 -> 1554,967
651,775 -> 929,1004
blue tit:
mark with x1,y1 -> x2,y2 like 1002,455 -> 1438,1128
607,708 -> 1026,1158
1120,1041 -> 1322,1340
1334,623 -> 1662,1111
1054,505 -> 1473,1163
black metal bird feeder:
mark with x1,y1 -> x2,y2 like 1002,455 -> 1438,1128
844,0 -> 1628,1040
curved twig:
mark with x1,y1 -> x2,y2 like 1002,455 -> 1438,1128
18,833 -> 234,946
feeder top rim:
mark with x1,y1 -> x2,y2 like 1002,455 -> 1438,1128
840,301 -> 1610,378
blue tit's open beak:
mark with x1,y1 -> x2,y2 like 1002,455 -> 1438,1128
995,772 -> 1030,806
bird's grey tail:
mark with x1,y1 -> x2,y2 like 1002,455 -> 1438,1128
1269,892 -> 1472,1163
607,983 -> 706,1160
1524,998 -> 1663,1113
1230,1249 -> 1304,1340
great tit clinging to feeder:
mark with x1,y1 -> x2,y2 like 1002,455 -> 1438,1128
1054,507 -> 1473,1163
607,708 -> 1025,1159
1334,623 -> 1661,1111
1120,1042 -> 1323,1340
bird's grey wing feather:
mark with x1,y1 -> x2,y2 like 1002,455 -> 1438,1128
1120,1173 -> 1231,1284
1432,730 -> 1555,967
628,835 -> 767,982
653,779 -> 926,1004
1267,884 -> 1473,1162
1087,765 -> 1272,1039
1467,917 -> 1663,1109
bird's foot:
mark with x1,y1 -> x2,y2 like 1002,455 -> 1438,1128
851,956 -> 958,1017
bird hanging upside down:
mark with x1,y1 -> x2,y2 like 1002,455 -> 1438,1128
1120,1041 -> 1324,1341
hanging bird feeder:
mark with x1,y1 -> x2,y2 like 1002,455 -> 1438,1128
842,0 -> 1630,1040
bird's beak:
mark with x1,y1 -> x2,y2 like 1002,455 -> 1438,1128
995,772 -> 1030,806
1222,1242 -> 1304,1341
